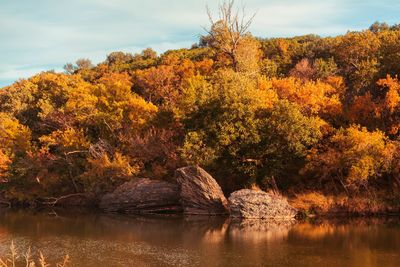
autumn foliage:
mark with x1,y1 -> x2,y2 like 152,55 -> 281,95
1,3 -> 400,205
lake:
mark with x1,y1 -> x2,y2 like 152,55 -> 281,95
0,210 -> 399,266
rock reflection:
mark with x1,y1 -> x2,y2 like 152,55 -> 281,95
229,219 -> 295,244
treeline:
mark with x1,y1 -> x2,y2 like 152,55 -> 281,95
1,3 -> 400,203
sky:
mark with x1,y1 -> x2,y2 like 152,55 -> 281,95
1,0 -> 400,87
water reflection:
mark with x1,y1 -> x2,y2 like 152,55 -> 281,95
229,219 -> 294,244
0,209 -> 398,267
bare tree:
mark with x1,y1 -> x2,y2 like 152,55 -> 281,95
204,0 -> 256,71
63,58 -> 93,74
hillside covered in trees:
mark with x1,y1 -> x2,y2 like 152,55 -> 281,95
1,3 -> 400,214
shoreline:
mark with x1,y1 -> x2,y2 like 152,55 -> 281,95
1,202 -> 399,221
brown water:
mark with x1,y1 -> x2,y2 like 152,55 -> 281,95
0,210 -> 399,267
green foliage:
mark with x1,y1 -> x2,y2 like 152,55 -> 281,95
180,69 -> 322,190
314,58 -> 338,79
182,70 -> 263,162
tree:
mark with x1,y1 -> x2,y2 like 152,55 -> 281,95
369,21 -> 390,33
0,150 -> 11,181
134,65 -> 179,105
81,152 -> 139,193
181,69 -> 322,190
134,56 -> 210,107
181,69 -> 269,189
66,72 -> 158,142
64,59 -> 93,74
204,0 -> 260,73
106,52 -> 133,66
303,126 -> 395,193
76,58 -> 93,70
379,30 -> 400,78
289,58 -> 316,81
271,77 -> 343,120
348,75 -> 400,135
0,113 -> 35,199
260,100 -> 324,183
334,31 -> 380,95
0,112 -> 32,154
141,48 -> 158,60
314,58 -> 338,79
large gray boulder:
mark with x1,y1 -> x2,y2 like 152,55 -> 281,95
228,189 -> 297,219
175,166 -> 229,215
100,178 -> 182,213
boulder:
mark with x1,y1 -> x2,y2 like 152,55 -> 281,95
100,178 -> 182,213
175,166 -> 229,215
228,189 -> 297,219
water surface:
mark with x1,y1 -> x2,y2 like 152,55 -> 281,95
0,210 -> 399,267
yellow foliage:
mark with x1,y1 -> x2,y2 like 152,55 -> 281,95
347,156 -> 375,186
65,73 -> 158,132
304,125 -> 395,192
175,75 -> 213,117
83,152 -> 139,191
96,72 -> 133,100
256,76 -> 278,109
0,113 -> 31,154
39,128 -> 90,152
0,150 -> 11,180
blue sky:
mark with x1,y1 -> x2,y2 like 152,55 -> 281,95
1,0 -> 400,87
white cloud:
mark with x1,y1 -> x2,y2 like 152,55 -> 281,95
0,66 -> 59,82
1,0 -> 400,87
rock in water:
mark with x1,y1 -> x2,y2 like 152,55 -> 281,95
175,166 -> 229,215
228,189 -> 297,219
100,178 -> 182,213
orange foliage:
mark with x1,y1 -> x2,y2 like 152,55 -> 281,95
135,65 -> 179,104
134,57 -> 213,106
271,77 -> 342,117
348,92 -> 380,122
377,75 -> 400,113
349,75 -> 400,134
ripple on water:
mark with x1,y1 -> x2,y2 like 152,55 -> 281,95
0,236 -> 200,267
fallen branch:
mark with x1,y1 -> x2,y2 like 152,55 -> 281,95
0,200 -> 11,208
37,193 -> 87,206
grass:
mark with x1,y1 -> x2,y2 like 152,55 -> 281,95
290,191 -> 400,217
0,241 -> 69,267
